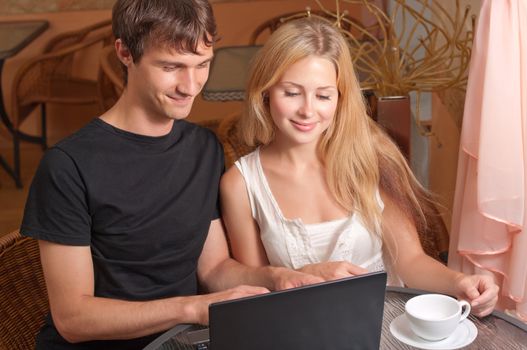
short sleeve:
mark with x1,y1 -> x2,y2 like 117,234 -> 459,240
20,148 -> 92,246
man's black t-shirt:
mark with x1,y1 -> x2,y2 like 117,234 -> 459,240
21,118 -> 224,349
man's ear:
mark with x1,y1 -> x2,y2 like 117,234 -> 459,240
115,39 -> 133,66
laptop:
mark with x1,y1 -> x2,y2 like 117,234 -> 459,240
150,271 -> 387,350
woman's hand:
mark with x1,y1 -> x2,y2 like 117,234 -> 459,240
455,273 -> 499,317
271,267 -> 324,290
298,261 -> 368,281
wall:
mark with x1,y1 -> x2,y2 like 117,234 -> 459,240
0,0 -> 375,147
0,0 -> 279,14
429,0 -> 482,231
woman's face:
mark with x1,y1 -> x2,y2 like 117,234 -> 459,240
267,55 -> 338,146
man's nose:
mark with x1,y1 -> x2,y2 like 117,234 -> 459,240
177,69 -> 200,96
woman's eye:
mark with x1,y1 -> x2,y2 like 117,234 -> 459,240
284,91 -> 300,97
318,95 -> 331,100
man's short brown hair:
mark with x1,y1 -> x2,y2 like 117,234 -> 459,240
112,0 -> 217,80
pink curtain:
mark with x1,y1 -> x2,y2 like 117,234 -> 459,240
449,0 -> 527,321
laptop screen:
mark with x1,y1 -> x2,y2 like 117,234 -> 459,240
209,271 -> 387,350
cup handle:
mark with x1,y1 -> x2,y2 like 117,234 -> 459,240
458,300 -> 471,322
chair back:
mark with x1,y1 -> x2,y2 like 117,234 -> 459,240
43,19 -> 112,53
217,113 -> 256,169
0,231 -> 48,350
11,21 -> 113,128
249,10 -> 367,45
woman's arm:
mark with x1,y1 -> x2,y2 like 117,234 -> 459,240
219,166 -> 322,288
381,191 -> 498,317
220,166 -> 270,266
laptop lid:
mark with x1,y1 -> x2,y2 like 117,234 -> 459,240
209,271 -> 387,350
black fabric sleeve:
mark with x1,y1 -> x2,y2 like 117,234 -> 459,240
20,148 -> 92,246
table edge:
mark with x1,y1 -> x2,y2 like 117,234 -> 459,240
143,324 -> 194,350
143,287 -> 527,349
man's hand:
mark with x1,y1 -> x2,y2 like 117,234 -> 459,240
189,285 -> 269,325
298,261 -> 368,281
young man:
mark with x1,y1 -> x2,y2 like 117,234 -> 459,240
20,1 -> 319,349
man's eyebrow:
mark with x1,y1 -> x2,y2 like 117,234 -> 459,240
154,55 -> 214,67
198,56 -> 214,65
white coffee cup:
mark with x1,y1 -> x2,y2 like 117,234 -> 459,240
405,294 -> 471,341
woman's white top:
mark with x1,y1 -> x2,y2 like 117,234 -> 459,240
234,148 -> 399,281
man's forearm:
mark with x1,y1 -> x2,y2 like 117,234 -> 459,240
53,294 -> 198,343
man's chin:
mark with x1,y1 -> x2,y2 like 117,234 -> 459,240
166,107 -> 193,120
167,100 -> 195,120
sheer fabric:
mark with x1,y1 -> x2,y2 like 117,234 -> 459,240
449,0 -> 527,321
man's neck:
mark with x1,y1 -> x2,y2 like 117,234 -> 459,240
100,91 -> 175,137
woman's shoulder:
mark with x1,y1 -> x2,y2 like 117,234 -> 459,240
236,148 -> 260,165
221,148 -> 261,197
221,160 -> 247,194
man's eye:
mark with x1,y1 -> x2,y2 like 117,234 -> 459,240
162,66 -> 176,72
197,62 -> 210,69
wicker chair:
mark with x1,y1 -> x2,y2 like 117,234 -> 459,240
216,113 -> 255,169
9,20 -> 113,185
249,10 -> 368,45
0,230 -> 48,350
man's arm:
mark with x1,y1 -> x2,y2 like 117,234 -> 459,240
39,240 -> 267,343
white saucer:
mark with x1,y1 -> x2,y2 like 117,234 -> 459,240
389,314 -> 477,349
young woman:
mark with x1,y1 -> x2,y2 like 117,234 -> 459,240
220,18 -> 498,317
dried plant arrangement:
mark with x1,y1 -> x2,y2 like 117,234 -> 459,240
279,0 -> 475,129
306,1 -> 474,94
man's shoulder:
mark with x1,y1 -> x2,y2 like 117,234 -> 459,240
179,120 -> 223,153
181,120 -> 219,141
53,118 -> 106,152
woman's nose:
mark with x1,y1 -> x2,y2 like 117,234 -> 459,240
298,96 -> 314,118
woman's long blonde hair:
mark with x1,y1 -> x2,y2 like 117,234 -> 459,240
241,17 -> 433,236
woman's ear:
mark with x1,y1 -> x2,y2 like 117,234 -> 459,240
262,91 -> 269,105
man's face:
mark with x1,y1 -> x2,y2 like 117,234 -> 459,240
126,42 -> 214,121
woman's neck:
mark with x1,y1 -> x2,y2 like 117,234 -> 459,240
262,140 -> 323,172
